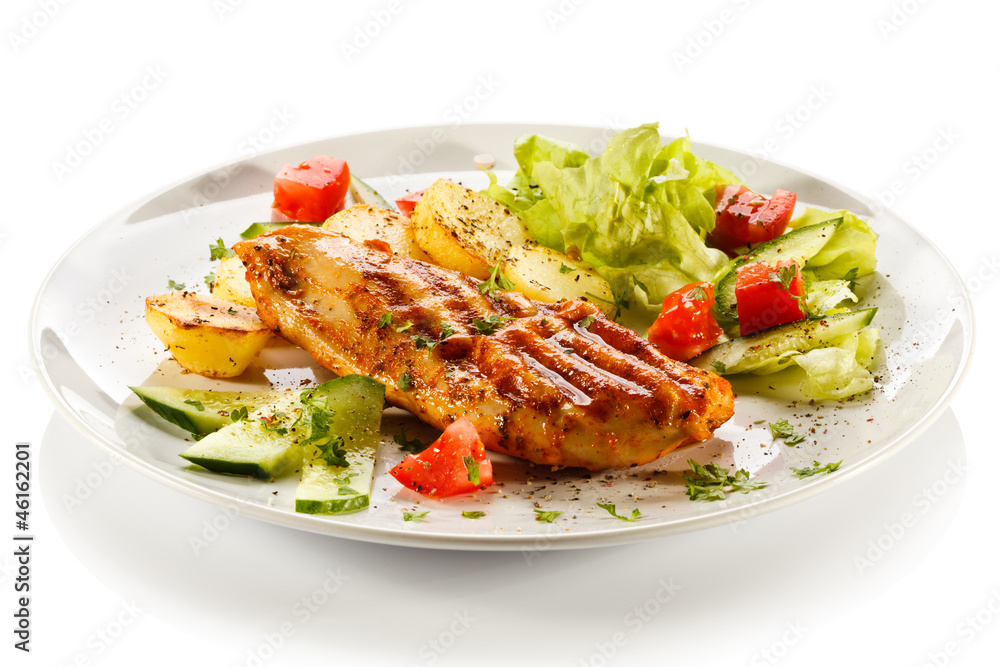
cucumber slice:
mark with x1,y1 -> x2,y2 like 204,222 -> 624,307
179,392 -> 304,479
295,375 -> 386,515
691,308 -> 877,375
714,218 -> 842,333
348,174 -> 394,210
130,386 -> 283,437
239,221 -> 322,240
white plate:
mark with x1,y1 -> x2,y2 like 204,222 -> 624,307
30,123 -> 974,550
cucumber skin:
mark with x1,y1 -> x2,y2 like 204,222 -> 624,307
180,453 -> 299,480
294,375 -> 385,515
349,174 -> 393,210
130,386 -> 280,437
239,222 -> 322,240
295,495 -> 369,515
692,308 -> 877,375
714,219 -> 841,333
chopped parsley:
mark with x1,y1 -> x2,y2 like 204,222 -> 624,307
462,511 -> 487,519
842,267 -> 860,282
227,307 -> 238,315
559,263 -> 576,274
632,275 -> 650,296
533,509 -> 563,523
183,399 -> 205,411
683,459 -> 767,501
209,238 -> 235,260
229,406 -> 249,422
791,460 -> 842,479
769,418 -> 806,445
439,321 -> 455,339
411,334 -> 439,353
477,262 -> 514,297
472,314 -> 510,335
585,286 -> 630,321
403,510 -> 429,522
597,502 -> 641,522
579,314 -> 596,329
463,455 -> 481,485
394,320 -> 413,333
167,279 -> 186,291
377,313 -> 392,328
687,285 -> 709,301
710,361 -> 727,374
204,272 -> 216,289
314,435 -> 348,468
394,427 -> 429,454
397,372 -> 413,391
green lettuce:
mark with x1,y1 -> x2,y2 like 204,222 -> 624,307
484,123 -> 740,309
790,208 -> 878,281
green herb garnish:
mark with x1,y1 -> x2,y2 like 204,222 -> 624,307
533,509 -> 563,523
559,263 -> 576,274
167,279 -> 186,291
463,455 -> 481,486
683,460 -> 767,501
579,315 -> 596,329
183,399 -> 205,411
204,272 -> 216,289
472,315 -> 511,335
377,313 -> 392,328
397,372 -> 413,391
209,238 -> 234,260
791,460 -> 842,479
710,361 -> 727,374
769,418 -> 806,445
411,334 -> 439,353
585,286 -> 630,321
478,262 -> 515,297
229,406 -> 249,422
314,435 -> 348,468
462,511 -> 487,519
403,510 -> 429,522
597,502 -> 641,522
394,320 -> 413,333
394,426 -> 429,454
439,321 -> 455,339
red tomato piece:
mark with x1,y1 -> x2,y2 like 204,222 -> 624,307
272,156 -> 350,222
646,282 -> 725,361
389,417 -> 494,498
735,260 -> 808,336
707,185 -> 797,253
395,189 -> 426,218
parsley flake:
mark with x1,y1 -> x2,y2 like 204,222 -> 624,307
403,510 -> 429,522
791,460 -> 842,479
394,320 -> 413,333
394,427 -> 429,454
183,399 -> 205,411
411,334 -> 439,353
167,279 -> 186,291
314,435 -> 348,468
710,361 -> 727,374
439,321 -> 455,339
397,372 -> 413,391
597,502 -> 641,522
209,238 -> 235,260
472,315 -> 510,335
585,286 -> 630,321
229,406 -> 249,422
204,272 -> 216,289
683,460 -> 767,501
377,313 -> 392,328
559,263 -> 576,274
579,315 -> 596,329
533,509 -> 563,523
462,511 -> 487,519
477,262 -> 514,297
227,307 -> 238,315
463,455 -> 481,486
769,419 -> 806,445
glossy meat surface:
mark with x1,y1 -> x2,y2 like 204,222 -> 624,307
234,226 -> 734,470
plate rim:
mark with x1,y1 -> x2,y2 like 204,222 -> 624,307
28,121 -> 976,550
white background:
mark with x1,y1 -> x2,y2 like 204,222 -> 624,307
4,0 -> 998,665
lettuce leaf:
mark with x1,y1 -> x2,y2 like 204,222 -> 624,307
790,208 -> 878,281
485,123 -> 738,306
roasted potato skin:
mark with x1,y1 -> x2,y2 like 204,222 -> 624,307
323,204 -> 432,262
410,179 -> 530,280
145,292 -> 270,378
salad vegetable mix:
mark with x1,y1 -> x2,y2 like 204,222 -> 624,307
133,122 -> 884,516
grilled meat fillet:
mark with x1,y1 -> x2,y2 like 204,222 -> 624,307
234,226 -> 734,470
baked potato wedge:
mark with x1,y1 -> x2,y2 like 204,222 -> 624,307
411,178 -> 530,280
323,204 -> 431,262
501,244 -> 616,316
211,256 -> 255,307
145,292 -> 271,378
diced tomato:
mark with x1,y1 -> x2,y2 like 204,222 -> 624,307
707,185 -> 797,254
389,417 -> 494,498
646,282 -> 725,361
272,156 -> 350,222
395,189 -> 426,218
735,260 -> 808,336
